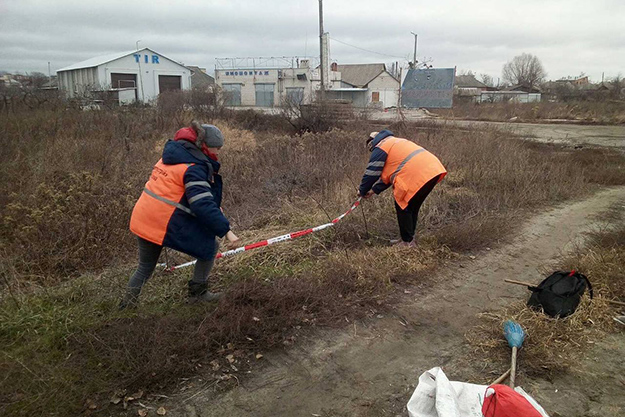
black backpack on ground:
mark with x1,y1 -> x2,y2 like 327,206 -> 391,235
527,271 -> 593,318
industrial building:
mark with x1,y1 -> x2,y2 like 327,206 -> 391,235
215,58 -> 399,109
57,48 -> 191,104
214,57 -> 338,107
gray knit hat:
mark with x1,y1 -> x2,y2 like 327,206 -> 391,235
201,124 -> 224,148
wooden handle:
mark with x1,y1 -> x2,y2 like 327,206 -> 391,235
491,368 -> 511,385
504,279 -> 535,287
510,346 -> 517,388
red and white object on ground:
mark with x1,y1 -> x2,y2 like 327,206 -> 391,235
167,199 -> 362,271
482,384 -> 545,417
407,367 -> 549,417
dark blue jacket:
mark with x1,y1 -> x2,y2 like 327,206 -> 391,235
359,129 -> 394,196
161,140 -> 230,260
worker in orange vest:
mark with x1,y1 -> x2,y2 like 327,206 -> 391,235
120,121 -> 240,309
358,130 -> 446,247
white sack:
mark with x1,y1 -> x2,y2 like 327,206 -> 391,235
406,367 -> 550,417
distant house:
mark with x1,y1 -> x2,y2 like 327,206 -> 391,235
507,84 -> 541,94
0,74 -> 22,88
556,76 -> 589,86
41,76 -> 58,90
455,75 -> 490,91
188,66 -> 215,91
478,90 -> 541,103
332,63 -> 400,108
454,74 -> 496,102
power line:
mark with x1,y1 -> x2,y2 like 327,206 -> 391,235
329,37 -> 406,59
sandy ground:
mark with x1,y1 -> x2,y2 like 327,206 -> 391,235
371,109 -> 625,149
163,186 -> 625,417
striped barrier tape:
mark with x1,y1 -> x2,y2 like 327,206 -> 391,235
166,198 -> 362,271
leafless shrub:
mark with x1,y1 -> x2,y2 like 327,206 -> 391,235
280,97 -> 348,132
3,106 -> 625,415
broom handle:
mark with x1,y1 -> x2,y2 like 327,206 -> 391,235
491,368 -> 511,385
509,346 -> 517,388
504,279 -> 535,287
505,280 -> 625,306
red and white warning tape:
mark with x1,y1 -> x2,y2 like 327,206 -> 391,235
166,198 -> 362,271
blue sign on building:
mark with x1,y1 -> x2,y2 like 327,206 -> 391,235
133,54 -> 160,64
224,70 -> 270,76
401,68 -> 455,108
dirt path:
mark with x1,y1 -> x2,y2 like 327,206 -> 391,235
167,187 -> 625,417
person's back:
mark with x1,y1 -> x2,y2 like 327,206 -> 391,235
359,129 -> 446,246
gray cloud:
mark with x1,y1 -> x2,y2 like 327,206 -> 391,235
1,0 -> 623,81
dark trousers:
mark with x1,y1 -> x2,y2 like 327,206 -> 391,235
126,237 -> 217,296
394,175 -> 441,242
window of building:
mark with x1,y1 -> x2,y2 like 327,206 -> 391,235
222,83 -> 242,106
110,73 -> 138,100
285,87 -> 305,105
255,83 -> 275,107
158,75 -> 182,93
372,91 -> 380,102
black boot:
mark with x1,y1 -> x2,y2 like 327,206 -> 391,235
119,287 -> 141,310
187,280 -> 221,303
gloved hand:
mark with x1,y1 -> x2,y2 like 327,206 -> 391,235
357,189 -> 374,199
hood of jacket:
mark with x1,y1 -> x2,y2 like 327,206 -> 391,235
162,140 -> 220,173
370,129 -> 394,148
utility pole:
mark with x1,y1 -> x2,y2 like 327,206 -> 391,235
410,32 -> 418,69
318,0 -> 325,100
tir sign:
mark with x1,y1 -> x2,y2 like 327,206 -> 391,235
133,54 -> 160,64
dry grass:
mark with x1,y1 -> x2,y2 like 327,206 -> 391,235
2,105 -> 625,416
436,100 -> 625,124
467,208 -> 625,379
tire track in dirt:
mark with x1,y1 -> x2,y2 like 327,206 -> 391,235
172,186 -> 625,417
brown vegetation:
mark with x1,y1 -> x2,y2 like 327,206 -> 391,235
2,100 -> 625,416
467,207 -> 625,376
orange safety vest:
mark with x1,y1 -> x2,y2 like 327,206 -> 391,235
130,159 -> 194,245
378,136 -> 447,209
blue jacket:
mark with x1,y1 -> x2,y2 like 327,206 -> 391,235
359,129 -> 394,196
160,140 -> 229,260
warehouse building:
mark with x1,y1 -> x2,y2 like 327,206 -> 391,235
57,48 -> 191,103
215,58 -> 398,108
214,58 -> 340,107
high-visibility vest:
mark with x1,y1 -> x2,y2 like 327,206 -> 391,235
378,136 -> 447,209
130,159 -> 194,245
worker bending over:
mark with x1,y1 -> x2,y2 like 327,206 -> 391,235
358,129 -> 446,247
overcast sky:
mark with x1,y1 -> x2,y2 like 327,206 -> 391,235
1,0 -> 623,82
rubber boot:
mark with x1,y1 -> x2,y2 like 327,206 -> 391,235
119,287 -> 141,310
187,280 -> 222,303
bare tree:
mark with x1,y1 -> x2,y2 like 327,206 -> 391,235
480,73 -> 495,87
458,69 -> 475,77
24,72 -> 48,89
502,53 -> 546,89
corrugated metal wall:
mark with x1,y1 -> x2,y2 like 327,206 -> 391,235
58,67 -> 99,97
